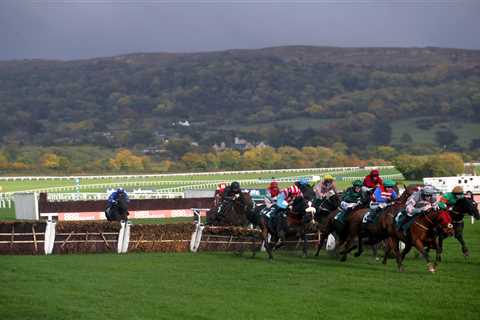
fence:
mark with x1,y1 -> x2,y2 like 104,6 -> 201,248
0,165 -> 397,181
0,166 -> 399,207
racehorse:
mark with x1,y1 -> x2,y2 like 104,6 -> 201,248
437,193 -> 479,260
383,208 -> 454,273
313,192 -> 340,227
105,193 -> 129,222
206,192 -> 254,226
254,196 -> 317,259
350,185 -> 416,259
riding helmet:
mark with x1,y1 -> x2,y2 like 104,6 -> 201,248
383,179 -> 396,188
352,180 -> 363,187
452,186 -> 464,194
231,181 -> 241,192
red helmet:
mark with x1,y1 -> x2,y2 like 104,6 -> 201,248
370,169 -> 379,177
287,185 -> 301,196
268,181 -> 279,190
216,183 -> 227,191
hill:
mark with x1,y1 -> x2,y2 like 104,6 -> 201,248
0,46 -> 479,158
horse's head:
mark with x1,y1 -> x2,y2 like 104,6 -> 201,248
433,209 -> 454,237
290,197 -> 316,225
116,193 -> 129,211
454,195 -> 480,220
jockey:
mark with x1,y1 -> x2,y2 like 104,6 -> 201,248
439,185 -> 464,209
214,182 -> 227,207
399,185 -> 442,230
363,169 -> 383,190
340,180 -> 363,213
274,183 -> 303,216
217,181 -> 244,214
314,174 -> 337,199
107,187 -> 129,207
264,181 -> 280,208
366,179 -> 398,223
335,180 -> 363,224
370,179 -> 398,210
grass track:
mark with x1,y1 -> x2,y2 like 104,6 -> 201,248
0,168 -> 400,192
1,223 -> 479,320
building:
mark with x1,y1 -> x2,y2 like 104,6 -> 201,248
423,175 -> 480,194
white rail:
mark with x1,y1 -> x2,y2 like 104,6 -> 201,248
0,165 -> 395,181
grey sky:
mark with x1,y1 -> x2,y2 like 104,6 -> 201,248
1,0 -> 479,60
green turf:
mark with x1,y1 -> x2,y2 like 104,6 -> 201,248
1,222 -> 479,320
391,117 -> 480,148
0,168 -> 400,193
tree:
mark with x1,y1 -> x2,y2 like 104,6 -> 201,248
435,130 -> 458,148
370,122 -> 392,146
400,133 -> 413,144
181,152 -> 208,171
40,153 -> 61,169
425,153 -> 464,177
393,154 -> 429,180
376,146 -> 396,160
108,149 -> 147,171
216,149 -> 241,170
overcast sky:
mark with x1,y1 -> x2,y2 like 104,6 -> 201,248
1,0 -> 479,60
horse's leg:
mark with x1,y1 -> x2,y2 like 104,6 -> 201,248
414,239 -> 435,273
437,234 -> 444,263
339,235 -> 355,262
400,241 -> 412,261
354,229 -> 364,258
382,238 -> 392,265
302,230 -> 308,258
315,231 -> 327,257
454,224 -> 469,257
263,228 -> 274,260
394,238 -> 411,272
275,230 -> 287,250
371,243 -> 379,261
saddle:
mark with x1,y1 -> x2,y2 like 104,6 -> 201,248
334,209 -> 348,224
362,209 -> 382,224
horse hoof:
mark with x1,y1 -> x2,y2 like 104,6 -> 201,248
398,266 -> 405,272
427,263 -> 436,273
354,252 -> 361,258
340,256 -> 347,262
463,251 -> 470,257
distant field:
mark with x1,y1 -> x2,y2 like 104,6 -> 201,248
0,167 -> 401,193
1,222 -> 479,320
391,117 -> 480,148
221,117 -> 332,131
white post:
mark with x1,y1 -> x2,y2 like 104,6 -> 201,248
44,218 -> 56,255
121,221 -> 131,253
117,221 -> 126,253
190,209 -> 204,252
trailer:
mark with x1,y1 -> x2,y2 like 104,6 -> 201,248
423,175 -> 480,194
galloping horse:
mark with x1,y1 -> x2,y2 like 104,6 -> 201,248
350,185 -> 416,258
313,192 -> 341,226
314,202 -> 370,261
206,192 -> 254,226
384,209 -> 454,273
437,194 -> 479,260
254,197 -> 317,259
105,193 -> 129,222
